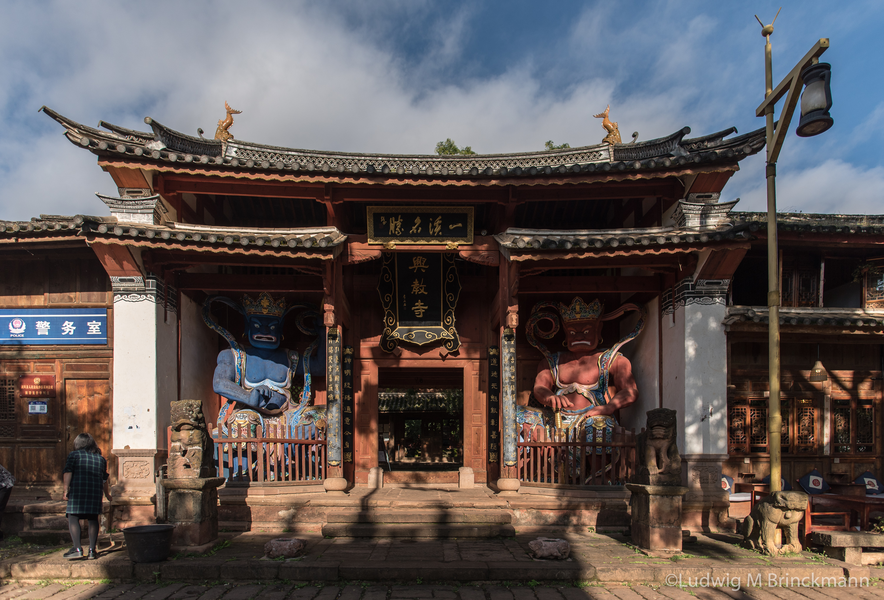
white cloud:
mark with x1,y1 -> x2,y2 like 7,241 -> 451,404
737,159 -> 884,215
0,1 -> 881,223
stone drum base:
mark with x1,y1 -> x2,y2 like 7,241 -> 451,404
627,483 -> 688,553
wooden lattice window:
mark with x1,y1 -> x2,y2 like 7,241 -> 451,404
782,259 -> 820,307
0,378 -> 16,439
833,398 -> 875,454
866,272 -> 884,309
728,395 -> 817,454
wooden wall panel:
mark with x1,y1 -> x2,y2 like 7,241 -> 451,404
0,447 -> 12,475
79,260 -> 111,304
15,445 -> 57,484
47,259 -> 78,304
1,261 -> 45,306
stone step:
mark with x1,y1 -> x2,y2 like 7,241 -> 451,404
320,522 -> 516,538
326,509 -> 512,525
30,515 -> 69,530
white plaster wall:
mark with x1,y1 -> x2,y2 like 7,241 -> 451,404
112,297 -> 179,450
661,305 -> 686,454
620,297 -> 660,432
112,299 -> 160,449
179,294 -> 219,427
683,302 -> 728,456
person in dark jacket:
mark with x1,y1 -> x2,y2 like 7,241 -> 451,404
0,464 -> 14,541
62,433 -> 111,559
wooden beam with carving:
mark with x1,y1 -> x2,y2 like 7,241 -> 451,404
157,174 -> 325,200
105,165 -> 151,191
517,275 -> 663,295
695,246 -> 749,280
88,242 -> 144,278
176,273 -> 323,293
333,258 -> 349,330
346,235 -> 498,266
142,249 -> 326,273
498,258 -> 519,330
323,261 -> 336,327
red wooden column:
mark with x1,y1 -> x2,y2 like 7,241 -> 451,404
354,357 -> 378,484
463,359 -> 487,482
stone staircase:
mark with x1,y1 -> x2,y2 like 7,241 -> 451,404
321,508 -> 515,538
8,500 -> 113,545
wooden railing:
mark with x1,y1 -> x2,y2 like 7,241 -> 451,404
210,422 -> 327,484
517,426 -> 636,487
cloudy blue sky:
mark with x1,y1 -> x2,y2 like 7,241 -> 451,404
1,0 -> 881,222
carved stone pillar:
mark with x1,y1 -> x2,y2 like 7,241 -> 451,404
496,329 -> 519,494
324,327 -> 347,493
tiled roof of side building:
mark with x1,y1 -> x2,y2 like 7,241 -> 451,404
0,214 -> 347,258
40,107 -> 766,182
732,212 -> 884,232
726,306 -> 884,329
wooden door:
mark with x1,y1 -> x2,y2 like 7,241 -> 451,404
64,379 -> 111,460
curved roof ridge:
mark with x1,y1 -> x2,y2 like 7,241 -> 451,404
98,120 -> 154,142
41,107 -> 765,181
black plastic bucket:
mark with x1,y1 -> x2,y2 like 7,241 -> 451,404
122,524 -> 175,563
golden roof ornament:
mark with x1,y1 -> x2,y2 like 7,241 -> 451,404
593,105 -> 622,145
214,101 -> 242,142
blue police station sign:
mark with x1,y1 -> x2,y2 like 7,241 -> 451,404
0,309 -> 107,345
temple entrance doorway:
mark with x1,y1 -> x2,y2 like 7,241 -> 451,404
377,368 -> 463,473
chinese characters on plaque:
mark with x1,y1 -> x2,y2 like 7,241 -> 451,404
326,330 -> 342,467
367,207 -> 473,246
1,309 -> 107,345
342,345 -> 354,464
488,346 -> 500,466
377,252 -> 461,353
501,331 -> 517,467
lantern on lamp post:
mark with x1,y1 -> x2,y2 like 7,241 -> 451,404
797,62 -> 834,137
755,13 -> 833,493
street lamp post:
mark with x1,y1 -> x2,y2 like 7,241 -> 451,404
755,14 -> 833,493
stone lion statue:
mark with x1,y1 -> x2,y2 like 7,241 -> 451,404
635,408 -> 681,485
742,490 -> 808,556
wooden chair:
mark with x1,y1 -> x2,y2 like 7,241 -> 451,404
802,499 -> 852,543
797,474 -> 853,544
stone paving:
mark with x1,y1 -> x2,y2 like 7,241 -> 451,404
0,581 -> 883,600
1,530 -> 882,587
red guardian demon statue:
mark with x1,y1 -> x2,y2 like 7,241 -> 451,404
519,297 -> 644,444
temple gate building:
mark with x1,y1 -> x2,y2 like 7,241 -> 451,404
1,105 -> 879,534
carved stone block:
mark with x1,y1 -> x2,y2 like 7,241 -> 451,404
635,408 -> 681,486
264,538 -> 306,559
168,399 -> 214,479
528,538 -> 570,560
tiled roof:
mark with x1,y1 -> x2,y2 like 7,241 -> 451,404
725,306 -> 884,328
40,107 -> 765,182
732,212 -> 884,234
0,215 -> 346,258
495,197 -> 749,256
495,224 -> 750,252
